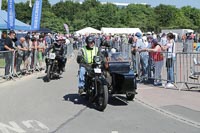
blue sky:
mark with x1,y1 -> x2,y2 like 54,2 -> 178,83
15,0 -> 200,9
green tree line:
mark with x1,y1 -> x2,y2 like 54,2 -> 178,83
1,0 -> 200,33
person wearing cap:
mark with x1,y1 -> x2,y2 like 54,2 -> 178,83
3,30 -> 16,77
135,32 -> 149,82
76,35 -> 99,95
146,39 -> 164,86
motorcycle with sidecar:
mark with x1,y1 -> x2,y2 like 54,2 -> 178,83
105,52 -> 137,101
82,51 -> 137,111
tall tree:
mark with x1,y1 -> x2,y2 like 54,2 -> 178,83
154,4 -> 178,28
1,0 -> 7,10
15,2 -> 32,24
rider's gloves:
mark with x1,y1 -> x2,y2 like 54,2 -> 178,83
77,55 -> 84,64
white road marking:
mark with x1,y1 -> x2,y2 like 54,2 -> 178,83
22,120 -> 49,130
0,120 -> 49,133
111,131 -> 118,133
0,121 -> 26,133
22,121 -> 33,129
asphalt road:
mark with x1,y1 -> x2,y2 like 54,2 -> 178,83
0,55 -> 199,133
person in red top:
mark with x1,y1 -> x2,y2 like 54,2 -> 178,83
146,39 -> 164,86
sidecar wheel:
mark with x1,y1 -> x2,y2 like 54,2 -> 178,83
126,93 -> 135,101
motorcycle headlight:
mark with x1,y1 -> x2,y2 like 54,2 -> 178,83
93,56 -> 102,65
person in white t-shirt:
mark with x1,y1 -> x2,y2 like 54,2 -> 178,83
161,33 -> 176,88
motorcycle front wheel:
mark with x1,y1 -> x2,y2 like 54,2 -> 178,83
95,80 -> 108,111
46,65 -> 51,82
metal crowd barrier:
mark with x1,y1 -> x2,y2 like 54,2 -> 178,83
175,52 -> 200,90
0,51 -> 15,80
0,49 -> 46,81
0,43 -> 74,82
130,49 -> 200,90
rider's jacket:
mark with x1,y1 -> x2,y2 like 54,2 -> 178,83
81,46 -> 98,64
48,42 -> 64,58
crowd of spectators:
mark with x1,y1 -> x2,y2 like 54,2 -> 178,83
0,30 -> 74,79
1,30 -> 197,88
71,32 -> 185,88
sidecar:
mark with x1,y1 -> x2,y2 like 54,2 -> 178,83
107,52 -> 137,100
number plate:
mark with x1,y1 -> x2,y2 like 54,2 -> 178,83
49,53 -> 56,59
94,68 -> 101,73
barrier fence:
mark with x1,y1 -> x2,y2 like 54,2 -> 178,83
175,52 -> 200,90
118,43 -> 200,90
1,41 -> 200,90
0,43 -> 74,82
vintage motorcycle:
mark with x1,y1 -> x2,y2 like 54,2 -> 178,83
45,52 -> 62,82
84,56 -> 109,111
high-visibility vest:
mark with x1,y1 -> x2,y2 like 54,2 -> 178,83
81,46 -> 98,64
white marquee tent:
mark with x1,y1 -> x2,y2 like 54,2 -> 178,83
101,27 -> 142,34
75,27 -> 101,35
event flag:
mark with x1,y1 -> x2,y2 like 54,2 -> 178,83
64,23 -> 69,34
7,0 -> 15,29
31,0 -> 42,30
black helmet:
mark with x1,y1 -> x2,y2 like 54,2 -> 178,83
85,36 -> 95,45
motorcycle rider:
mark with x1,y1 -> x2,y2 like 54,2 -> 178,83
45,36 -> 66,74
77,35 -> 99,94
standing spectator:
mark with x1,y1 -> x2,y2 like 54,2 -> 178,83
131,36 -> 137,72
16,37 -> 27,73
3,30 -> 16,78
45,33 -> 52,49
37,36 -> 45,69
186,32 -> 193,53
146,35 -> 154,82
162,33 -> 176,88
142,34 -> 148,46
152,32 -> 157,39
30,37 -> 37,69
160,33 -> 167,46
182,34 -> 187,52
147,39 -> 164,86
23,35 -> 32,72
135,32 -> 149,82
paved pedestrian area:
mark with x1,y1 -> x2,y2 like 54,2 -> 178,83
136,83 -> 200,123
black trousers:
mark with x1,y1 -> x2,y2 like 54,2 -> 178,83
4,52 -> 13,76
